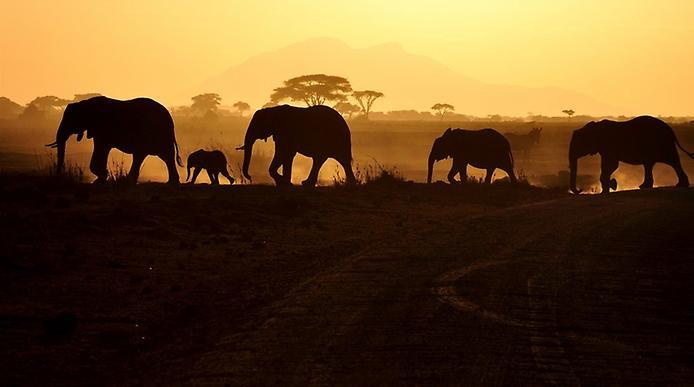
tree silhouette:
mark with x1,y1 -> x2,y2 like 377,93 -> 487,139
270,74 -> 352,106
27,96 -> 70,111
233,101 -> 251,116
18,96 -> 69,121
191,93 -> 222,116
72,93 -> 102,102
431,103 -> 455,120
562,109 -> 575,119
334,102 -> 361,119
352,90 -> 384,120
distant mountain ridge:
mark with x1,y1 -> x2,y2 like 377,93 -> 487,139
195,37 -> 616,116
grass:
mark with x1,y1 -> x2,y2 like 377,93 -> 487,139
333,159 -> 407,186
41,153 -> 86,185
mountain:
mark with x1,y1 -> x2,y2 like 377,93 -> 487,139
195,37 -> 616,116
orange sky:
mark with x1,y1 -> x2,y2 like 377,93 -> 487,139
1,1 -> 693,115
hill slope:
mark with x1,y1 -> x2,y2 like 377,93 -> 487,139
196,37 -> 615,116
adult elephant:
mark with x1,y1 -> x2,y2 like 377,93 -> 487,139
427,128 -> 516,184
46,96 -> 182,184
238,105 -> 356,186
569,116 -> 693,194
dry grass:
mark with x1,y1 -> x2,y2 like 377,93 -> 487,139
333,159 -> 407,186
41,153 -> 86,185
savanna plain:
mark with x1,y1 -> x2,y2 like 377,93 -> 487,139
1,117 -> 693,385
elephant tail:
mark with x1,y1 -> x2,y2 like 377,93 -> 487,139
174,139 -> 183,167
675,137 -> 694,159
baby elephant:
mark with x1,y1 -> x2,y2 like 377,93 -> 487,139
186,149 -> 235,185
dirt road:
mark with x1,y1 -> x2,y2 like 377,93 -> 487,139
189,189 -> 693,385
1,181 -> 691,385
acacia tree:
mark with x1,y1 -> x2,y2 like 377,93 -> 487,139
562,109 -> 575,119
270,74 -> 352,106
233,101 -> 251,116
431,103 -> 455,120
334,102 -> 361,119
191,93 -> 222,116
27,96 -> 70,111
352,90 -> 384,120
19,96 -> 70,120
72,93 -> 102,102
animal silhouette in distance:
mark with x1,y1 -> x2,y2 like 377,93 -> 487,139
238,105 -> 356,186
569,115 -> 693,194
46,96 -> 182,184
504,127 -> 542,158
427,128 -> 517,184
186,149 -> 235,185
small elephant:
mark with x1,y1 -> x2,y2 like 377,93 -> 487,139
186,149 -> 235,185
427,128 -> 517,184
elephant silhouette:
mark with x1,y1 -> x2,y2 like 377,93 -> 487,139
427,128 -> 517,184
46,96 -> 182,184
186,149 -> 234,185
238,105 -> 356,187
569,116 -> 693,194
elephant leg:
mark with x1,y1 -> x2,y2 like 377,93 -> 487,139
220,168 -> 235,185
90,142 -> 111,183
458,163 -> 468,183
206,169 -> 218,185
337,157 -> 357,185
447,160 -> 462,184
302,156 -> 327,186
640,163 -> 654,189
268,154 -> 285,186
189,167 -> 202,184
504,167 -> 517,183
159,150 -> 180,185
128,153 -> 146,184
600,158 -> 619,194
667,157 -> 690,188
281,152 -> 296,185
484,168 -> 495,184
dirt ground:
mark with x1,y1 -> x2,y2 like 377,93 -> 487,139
0,177 -> 692,385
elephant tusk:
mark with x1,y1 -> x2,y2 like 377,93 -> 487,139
235,145 -> 245,151
45,142 -> 58,148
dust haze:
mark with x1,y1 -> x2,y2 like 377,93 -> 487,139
2,2 -> 694,385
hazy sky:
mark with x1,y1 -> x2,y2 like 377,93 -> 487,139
1,0 -> 693,114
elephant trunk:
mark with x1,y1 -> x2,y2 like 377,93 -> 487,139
569,156 -> 581,194
427,152 -> 435,184
568,139 -> 581,194
241,137 -> 255,181
51,123 -> 72,174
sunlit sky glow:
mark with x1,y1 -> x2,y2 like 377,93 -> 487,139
1,0 -> 693,114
